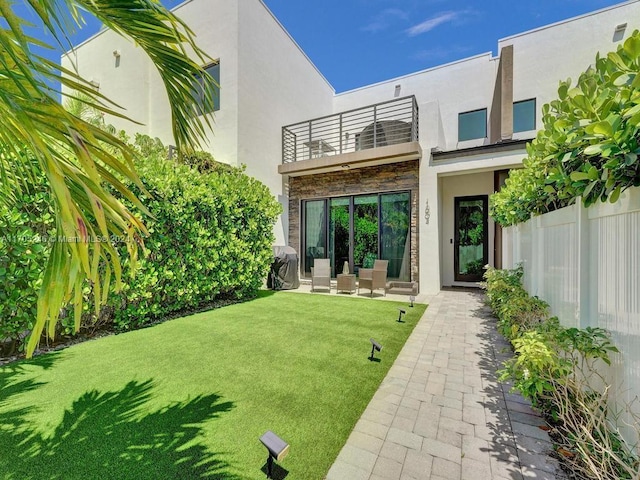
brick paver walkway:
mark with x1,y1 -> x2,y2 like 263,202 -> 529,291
326,289 -> 564,480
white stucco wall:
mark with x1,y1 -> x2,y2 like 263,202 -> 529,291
150,0 -> 241,165
62,31 -> 153,133
502,1 -> 640,136
333,54 -> 498,153
62,0 -> 242,164
236,0 -> 334,244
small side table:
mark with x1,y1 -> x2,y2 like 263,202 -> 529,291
337,274 -> 356,294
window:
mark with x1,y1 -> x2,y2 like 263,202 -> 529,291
302,192 -> 411,280
193,61 -> 220,115
458,109 -> 487,141
513,98 -> 536,132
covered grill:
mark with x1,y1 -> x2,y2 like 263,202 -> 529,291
267,246 -> 300,290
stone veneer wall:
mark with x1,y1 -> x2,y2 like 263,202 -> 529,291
288,160 -> 419,282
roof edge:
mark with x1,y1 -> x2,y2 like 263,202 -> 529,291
335,52 -> 494,97
498,0 -> 640,44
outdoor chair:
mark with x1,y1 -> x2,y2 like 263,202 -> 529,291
311,259 -> 331,292
358,260 -> 388,297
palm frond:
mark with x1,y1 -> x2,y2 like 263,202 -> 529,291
0,0 -> 216,357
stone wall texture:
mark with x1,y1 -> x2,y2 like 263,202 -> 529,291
288,160 -> 419,282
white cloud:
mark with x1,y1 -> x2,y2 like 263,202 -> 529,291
406,10 -> 471,36
362,8 -> 410,33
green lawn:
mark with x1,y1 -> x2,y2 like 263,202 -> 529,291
0,291 -> 426,479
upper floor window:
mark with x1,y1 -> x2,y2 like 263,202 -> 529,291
513,98 -> 536,132
193,61 -> 220,115
458,108 -> 487,142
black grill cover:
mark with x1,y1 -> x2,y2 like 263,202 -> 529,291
267,246 -> 300,290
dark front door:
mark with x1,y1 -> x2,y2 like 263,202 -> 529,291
454,195 -> 488,282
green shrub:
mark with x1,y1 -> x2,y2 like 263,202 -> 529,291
0,136 -> 282,349
484,265 -> 549,339
491,31 -> 640,226
486,267 -> 617,404
499,329 -> 572,405
94,135 -> 282,330
178,147 -> 233,174
485,266 -> 635,479
497,294 -> 549,340
483,264 -> 524,311
0,154 -> 54,354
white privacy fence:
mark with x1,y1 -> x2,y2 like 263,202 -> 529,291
502,187 -> 640,445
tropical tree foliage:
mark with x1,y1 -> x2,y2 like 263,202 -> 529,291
491,31 -> 640,226
0,0 -> 217,356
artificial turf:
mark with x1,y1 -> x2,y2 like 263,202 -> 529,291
0,291 -> 426,479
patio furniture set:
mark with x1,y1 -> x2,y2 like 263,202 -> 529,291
310,259 -> 417,297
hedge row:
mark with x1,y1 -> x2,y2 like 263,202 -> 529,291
0,156 -> 52,354
0,136 -> 281,353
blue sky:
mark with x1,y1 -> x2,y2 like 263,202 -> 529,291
262,0 -> 625,92
25,0 -> 626,93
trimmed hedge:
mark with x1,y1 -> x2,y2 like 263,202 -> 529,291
0,136 -> 281,352
0,157 -> 54,353
102,136 -> 282,330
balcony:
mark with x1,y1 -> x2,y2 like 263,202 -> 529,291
279,96 -> 421,177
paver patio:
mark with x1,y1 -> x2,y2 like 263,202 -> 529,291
326,289 -> 565,480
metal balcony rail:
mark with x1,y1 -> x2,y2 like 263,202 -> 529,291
282,95 -> 418,163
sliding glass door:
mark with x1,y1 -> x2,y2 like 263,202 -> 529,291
329,198 -> 350,277
302,192 -> 411,280
304,200 -> 326,275
354,195 -> 379,271
381,193 -> 411,279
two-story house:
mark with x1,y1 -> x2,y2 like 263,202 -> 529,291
63,0 -> 640,294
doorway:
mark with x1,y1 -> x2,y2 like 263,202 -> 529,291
454,195 -> 488,282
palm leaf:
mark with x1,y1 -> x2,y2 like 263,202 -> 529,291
0,0 -> 217,357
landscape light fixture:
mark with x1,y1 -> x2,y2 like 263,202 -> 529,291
259,430 -> 289,479
369,338 -> 382,361
409,295 -> 415,307
397,309 -> 406,323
